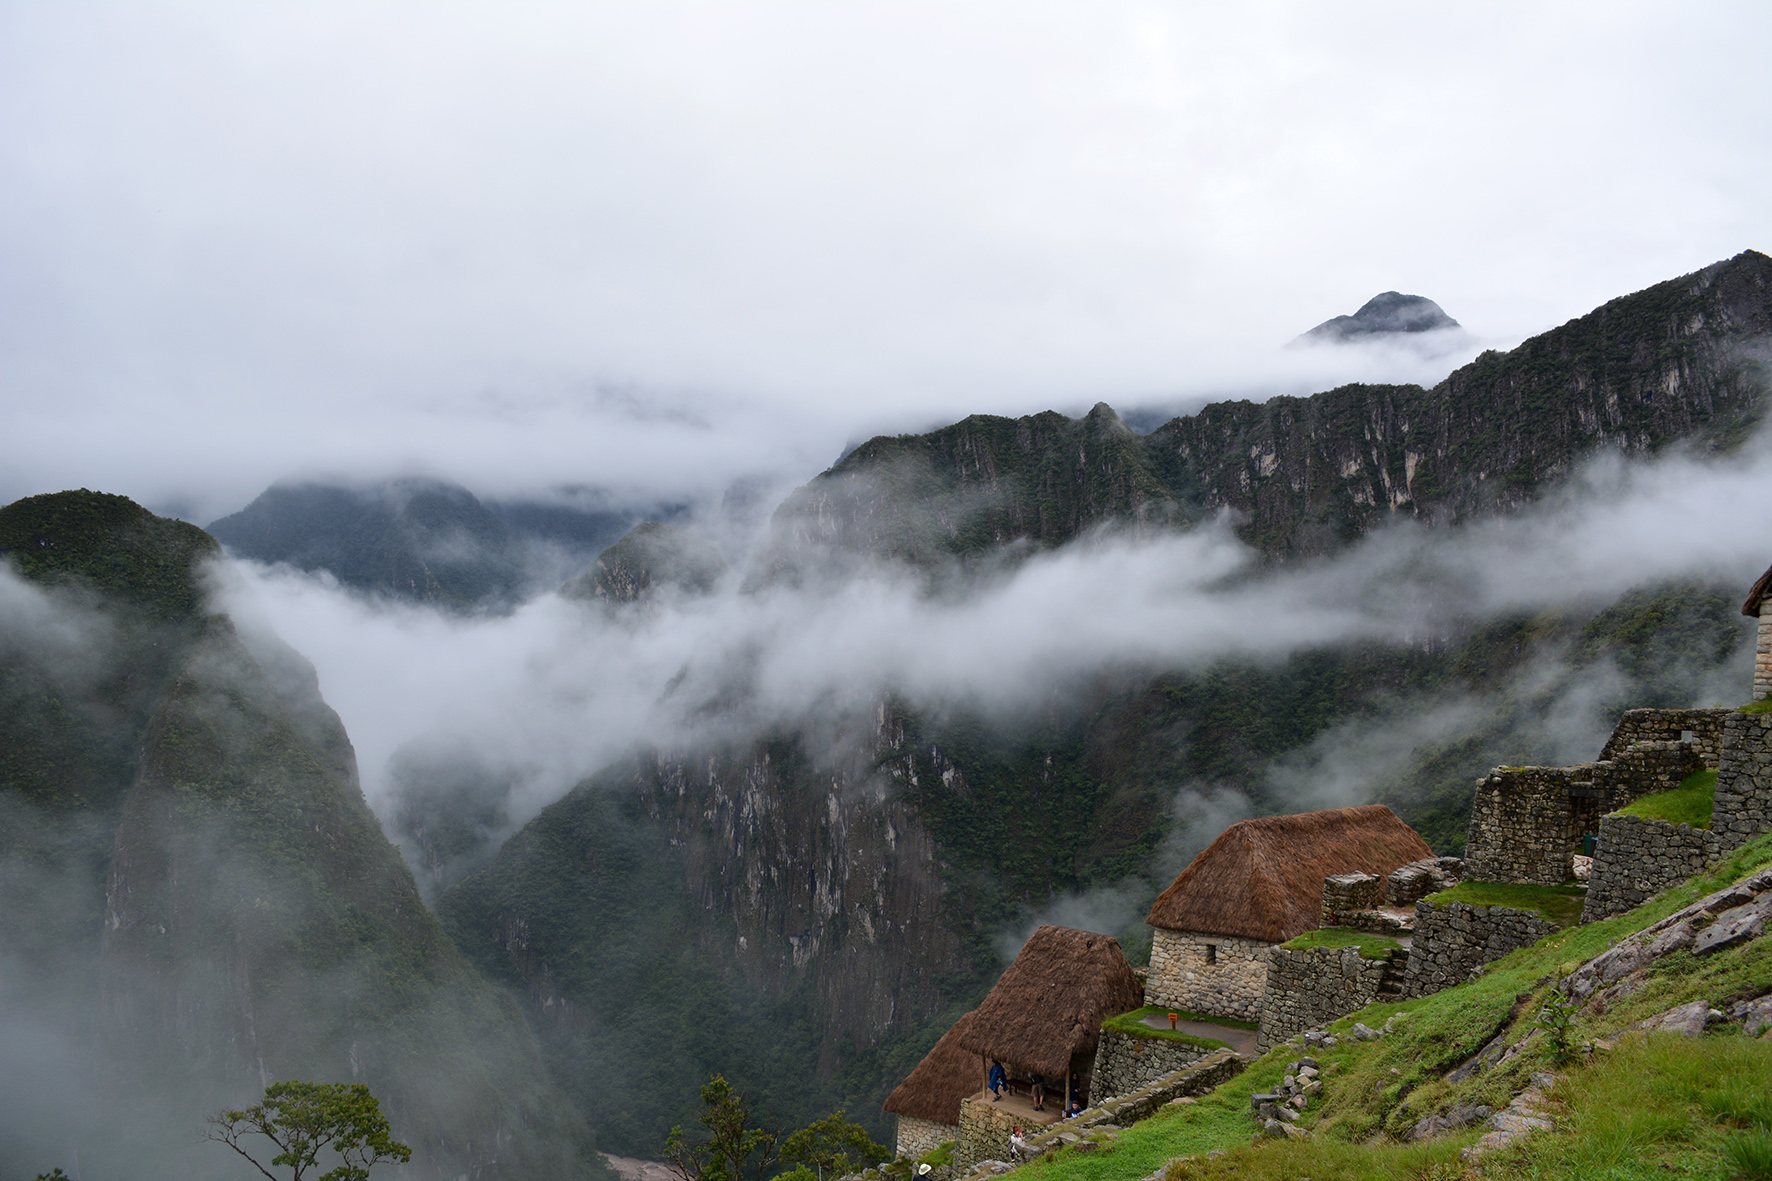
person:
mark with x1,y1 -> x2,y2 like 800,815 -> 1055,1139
1068,1071 -> 1082,1114
1008,1128 -> 1028,1163
1030,1073 -> 1045,1112
988,1060 -> 1007,1102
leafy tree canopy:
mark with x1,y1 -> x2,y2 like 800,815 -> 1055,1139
205,1081 -> 412,1181
665,1077 -> 890,1181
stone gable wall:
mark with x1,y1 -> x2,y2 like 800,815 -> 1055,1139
894,1115 -> 954,1160
1715,710 -> 1772,846
1143,929 -> 1269,1022
1464,740 -> 1703,885
1401,900 -> 1559,998
1755,609 -> 1770,701
1599,708 -> 1732,768
1090,1029 -> 1213,1100
1256,944 -> 1391,1053
1581,814 -> 1724,922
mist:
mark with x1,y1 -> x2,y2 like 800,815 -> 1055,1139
212,420 -> 1772,903
5,4 -> 1772,521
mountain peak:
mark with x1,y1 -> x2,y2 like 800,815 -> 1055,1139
1297,291 -> 1462,344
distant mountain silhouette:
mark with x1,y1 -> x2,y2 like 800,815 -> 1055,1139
1296,291 -> 1463,344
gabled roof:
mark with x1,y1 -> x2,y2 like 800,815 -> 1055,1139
1146,804 -> 1433,944
953,925 -> 1144,1079
883,1011 -> 980,1126
1744,563 -> 1772,617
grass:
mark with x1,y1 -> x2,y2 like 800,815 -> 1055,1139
1279,928 -> 1403,959
1742,698 -> 1772,716
1101,1007 -> 1252,1048
1616,769 -> 1718,829
1008,830 -> 1772,1181
1424,880 -> 1588,928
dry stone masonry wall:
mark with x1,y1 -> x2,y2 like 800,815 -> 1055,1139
1582,815 -> 1725,922
1464,741 -> 1703,884
1143,930 -> 1269,1022
1256,945 -> 1394,1053
1599,708 -> 1731,768
1755,608 -> 1771,701
1090,1030 -> 1214,1099
1401,900 -> 1559,997
894,1116 -> 953,1160
1714,710 -> 1772,846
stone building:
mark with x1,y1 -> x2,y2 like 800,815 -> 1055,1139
1748,562 -> 1772,701
1143,805 -> 1433,1021
881,1011 -> 980,1159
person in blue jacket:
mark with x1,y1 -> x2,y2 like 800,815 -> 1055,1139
988,1061 -> 1007,1102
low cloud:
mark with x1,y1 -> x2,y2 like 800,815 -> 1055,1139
216,427 -> 1772,858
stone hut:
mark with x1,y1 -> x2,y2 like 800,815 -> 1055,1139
1143,805 -> 1434,1021
953,924 -> 1144,1114
882,1011 -> 980,1159
1747,562 -> 1772,701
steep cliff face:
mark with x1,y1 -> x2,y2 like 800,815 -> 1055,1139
0,491 -> 603,1181
439,703 -> 974,1155
768,402 -> 1186,577
776,250 -> 1771,565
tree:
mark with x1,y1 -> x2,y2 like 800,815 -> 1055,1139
663,1076 -> 781,1181
778,1110 -> 891,1181
205,1081 -> 412,1181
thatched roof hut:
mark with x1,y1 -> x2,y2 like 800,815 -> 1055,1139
882,1011 -> 980,1126
1146,804 -> 1432,944
953,925 -> 1143,1079
1744,563 -> 1772,616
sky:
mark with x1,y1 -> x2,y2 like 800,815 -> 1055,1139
3,2 -> 1770,521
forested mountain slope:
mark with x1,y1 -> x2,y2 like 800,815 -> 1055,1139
0,491 -> 605,1181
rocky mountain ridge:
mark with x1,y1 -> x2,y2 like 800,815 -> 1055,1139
773,250 -> 1769,566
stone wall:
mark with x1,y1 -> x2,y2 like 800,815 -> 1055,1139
1091,1029 -> 1214,1099
1599,708 -> 1732,768
1256,944 -> 1393,1053
1321,872 -> 1383,921
1143,929 -> 1270,1022
894,1115 -> 954,1161
955,1092 -> 1025,1170
1401,900 -> 1559,998
1755,607 -> 1770,701
1464,740 -> 1704,885
1581,814 -> 1725,922
1715,710 -> 1772,846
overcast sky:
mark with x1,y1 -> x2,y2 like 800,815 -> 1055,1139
3,2 -> 1769,520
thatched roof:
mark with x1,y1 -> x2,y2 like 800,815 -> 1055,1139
883,1011 -> 980,1126
1745,563 -> 1772,617
1146,804 -> 1433,943
953,925 -> 1144,1079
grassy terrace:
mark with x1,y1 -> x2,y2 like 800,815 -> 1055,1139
1002,830 -> 1772,1181
1423,880 -> 1588,928
1278,928 -> 1402,959
1100,1007 -> 1250,1050
1616,769 -> 1718,829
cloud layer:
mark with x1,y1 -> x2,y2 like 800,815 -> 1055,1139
4,4 -> 1770,518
